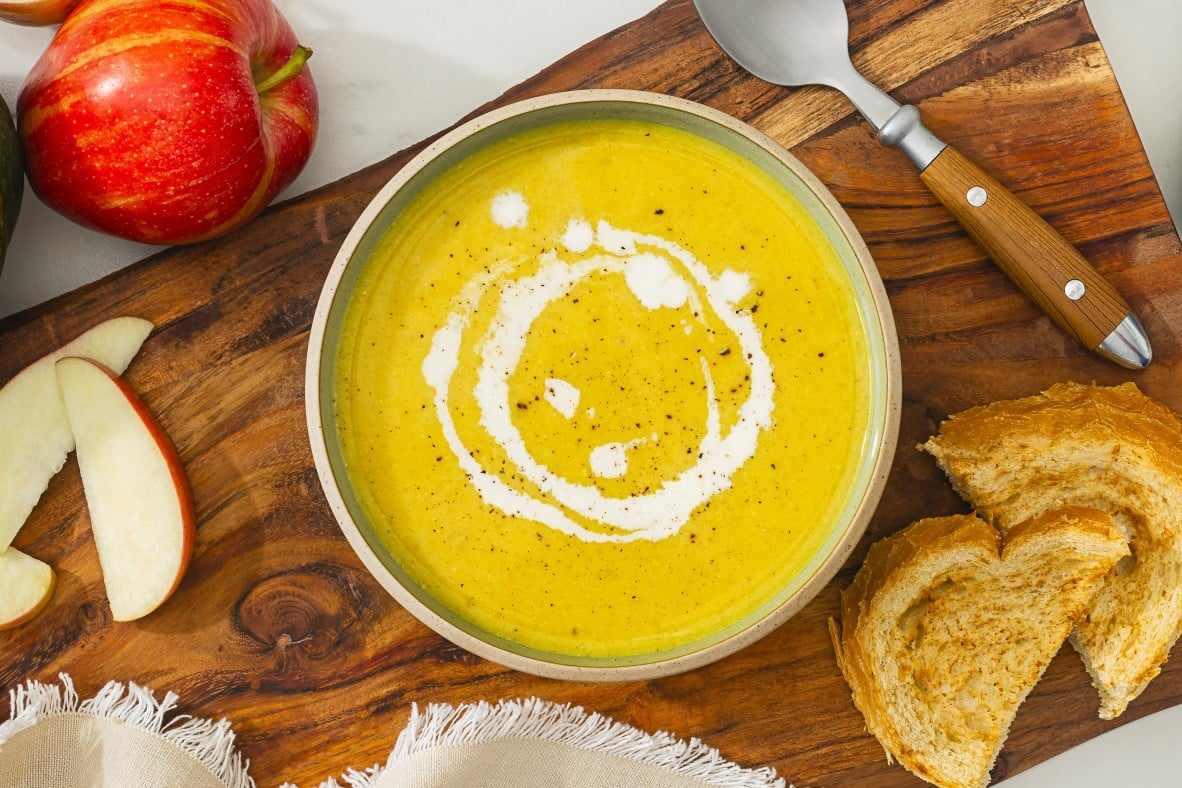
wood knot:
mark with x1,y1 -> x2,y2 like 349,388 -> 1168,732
77,602 -> 107,628
235,565 -> 364,670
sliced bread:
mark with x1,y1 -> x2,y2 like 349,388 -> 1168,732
922,381 -> 1182,718
830,508 -> 1127,788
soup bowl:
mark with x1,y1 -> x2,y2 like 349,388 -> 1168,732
306,89 -> 900,681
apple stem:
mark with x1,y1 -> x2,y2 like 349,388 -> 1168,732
255,45 -> 313,94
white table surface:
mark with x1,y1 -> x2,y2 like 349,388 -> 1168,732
0,1 -> 1178,784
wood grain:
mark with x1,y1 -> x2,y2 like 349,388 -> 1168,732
2,1 -> 1181,786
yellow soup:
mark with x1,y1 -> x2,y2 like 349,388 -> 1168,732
333,117 -> 872,660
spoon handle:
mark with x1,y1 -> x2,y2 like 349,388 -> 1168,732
918,144 -> 1149,367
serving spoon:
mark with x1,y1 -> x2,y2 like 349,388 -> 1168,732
693,0 -> 1152,370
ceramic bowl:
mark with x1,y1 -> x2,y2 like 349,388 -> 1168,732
305,89 -> 900,681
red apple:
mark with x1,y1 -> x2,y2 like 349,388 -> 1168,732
0,548 -> 56,629
56,356 -> 195,621
0,0 -> 80,26
18,0 -> 318,245
0,316 -> 153,553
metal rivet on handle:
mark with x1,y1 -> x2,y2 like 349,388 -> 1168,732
966,186 -> 988,207
1065,279 -> 1086,301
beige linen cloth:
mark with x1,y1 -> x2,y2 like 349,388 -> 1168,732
0,675 -> 788,788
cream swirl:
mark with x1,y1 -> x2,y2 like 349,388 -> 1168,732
421,197 -> 775,543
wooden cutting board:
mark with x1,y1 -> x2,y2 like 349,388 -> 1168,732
3,0 -> 1180,785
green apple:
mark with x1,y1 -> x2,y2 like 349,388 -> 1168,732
0,92 -> 21,273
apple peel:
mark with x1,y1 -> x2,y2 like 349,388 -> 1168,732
56,356 -> 194,622
0,316 -> 153,553
0,0 -> 80,26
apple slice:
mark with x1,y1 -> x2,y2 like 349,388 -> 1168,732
56,356 -> 194,622
0,547 -> 56,629
0,316 -> 153,553
0,0 -> 81,26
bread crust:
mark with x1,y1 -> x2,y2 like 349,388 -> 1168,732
923,382 -> 1182,718
830,508 -> 1127,788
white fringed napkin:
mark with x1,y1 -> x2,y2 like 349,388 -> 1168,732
0,674 -> 252,788
0,675 -> 788,788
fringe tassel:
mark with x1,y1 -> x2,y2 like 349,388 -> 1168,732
282,765 -> 383,788
5,682 -> 788,788
0,673 -> 255,788
311,697 -> 788,788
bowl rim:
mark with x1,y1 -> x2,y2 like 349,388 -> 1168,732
304,88 -> 902,682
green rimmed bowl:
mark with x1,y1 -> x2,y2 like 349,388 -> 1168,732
305,89 -> 901,681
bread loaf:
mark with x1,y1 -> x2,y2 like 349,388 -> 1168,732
830,508 -> 1127,788
922,382 -> 1182,718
